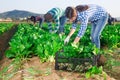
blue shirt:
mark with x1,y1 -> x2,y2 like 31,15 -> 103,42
72,4 -> 107,37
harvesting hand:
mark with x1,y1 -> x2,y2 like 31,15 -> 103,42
54,30 -> 57,33
49,30 -> 57,34
49,30 -> 53,33
64,36 -> 70,44
59,32 -> 65,39
71,43 -> 78,48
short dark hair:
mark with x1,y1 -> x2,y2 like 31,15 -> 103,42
30,16 -> 36,22
75,5 -> 89,12
44,13 -> 52,22
65,7 -> 74,19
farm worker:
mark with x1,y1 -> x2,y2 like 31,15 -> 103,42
108,14 -> 117,25
44,7 -> 66,34
108,14 -> 113,25
29,16 -> 43,27
64,4 -> 108,49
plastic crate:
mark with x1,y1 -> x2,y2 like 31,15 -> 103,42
55,50 -> 100,72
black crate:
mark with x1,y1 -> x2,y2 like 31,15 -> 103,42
55,50 -> 100,72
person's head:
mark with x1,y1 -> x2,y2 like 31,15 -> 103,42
65,5 -> 89,22
65,7 -> 77,22
75,5 -> 89,12
30,16 -> 36,23
44,13 -> 53,22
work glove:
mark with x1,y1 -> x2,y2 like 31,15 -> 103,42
54,30 -> 57,33
49,30 -> 57,34
49,30 -> 53,33
64,36 -> 70,44
59,32 -> 65,39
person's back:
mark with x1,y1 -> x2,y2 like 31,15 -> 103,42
47,8 -> 65,19
29,16 -> 43,27
76,4 -> 107,23
44,8 -> 66,33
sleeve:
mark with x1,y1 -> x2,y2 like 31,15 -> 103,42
77,16 -> 88,38
48,21 -> 52,31
54,16 -> 60,31
72,21 -> 77,29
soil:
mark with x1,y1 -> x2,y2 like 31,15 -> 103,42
0,24 -> 18,60
0,56 -> 115,80
103,48 -> 120,80
0,24 -> 120,80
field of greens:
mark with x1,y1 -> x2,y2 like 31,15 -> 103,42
0,23 -> 14,35
0,22 -> 120,79
5,23 -> 120,61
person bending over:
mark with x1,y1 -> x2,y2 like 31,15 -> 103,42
44,7 -> 66,34
64,4 -> 108,49
29,16 -> 43,27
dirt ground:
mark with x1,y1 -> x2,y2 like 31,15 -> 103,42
1,49 -> 120,80
0,56 -> 117,80
104,48 -> 120,80
0,24 -> 18,59
1,50 -> 119,80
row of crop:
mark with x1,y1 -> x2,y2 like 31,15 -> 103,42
5,23 -> 64,62
0,22 -> 14,35
60,24 -> 120,58
5,23 -> 120,62
5,23 -> 99,60
101,24 -> 120,48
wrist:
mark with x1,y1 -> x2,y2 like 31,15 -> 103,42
54,30 -> 57,33
49,30 -> 52,33
67,35 -> 70,38
73,37 -> 80,44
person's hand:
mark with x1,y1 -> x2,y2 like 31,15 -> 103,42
52,30 -> 58,34
59,32 -> 65,37
49,30 -> 53,33
71,43 -> 78,48
64,36 -> 70,44
49,30 -> 57,34
54,30 -> 57,33
59,33 -> 64,39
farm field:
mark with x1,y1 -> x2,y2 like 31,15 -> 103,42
0,22 -> 14,35
0,22 -> 120,80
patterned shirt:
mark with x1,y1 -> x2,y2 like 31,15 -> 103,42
47,8 -> 65,32
72,4 -> 107,37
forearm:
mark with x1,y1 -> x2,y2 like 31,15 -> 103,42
48,22 -> 52,31
73,23 -> 87,44
68,28 -> 75,37
73,36 -> 80,44
55,18 -> 59,31
55,21 -> 59,31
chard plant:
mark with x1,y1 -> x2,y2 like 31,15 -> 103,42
5,23 -> 64,62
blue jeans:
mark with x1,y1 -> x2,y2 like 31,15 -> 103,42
91,13 -> 108,49
39,18 -> 43,27
58,16 -> 67,33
